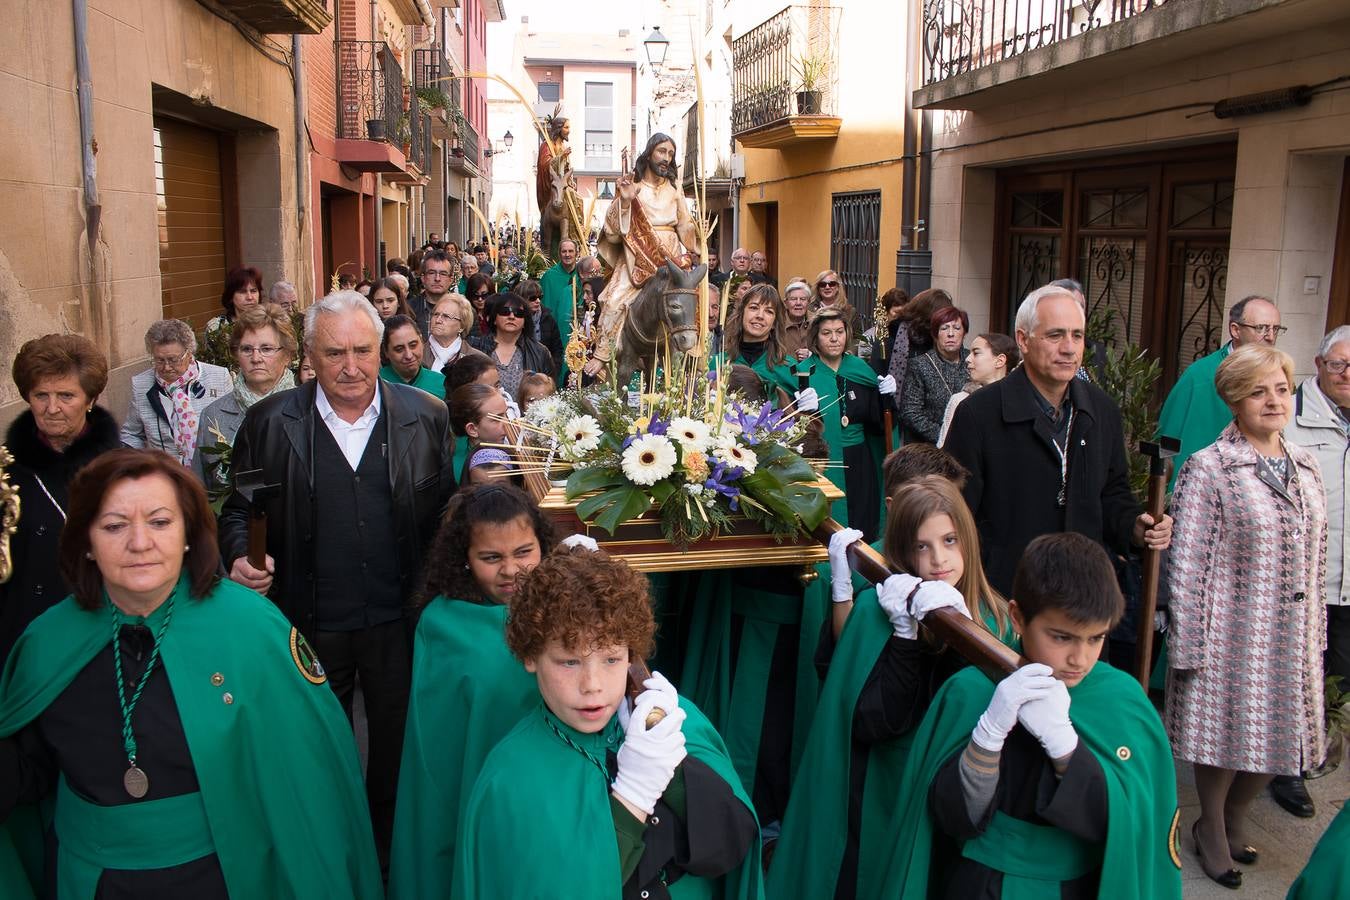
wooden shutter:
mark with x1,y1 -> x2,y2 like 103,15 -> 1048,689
155,118 -> 227,329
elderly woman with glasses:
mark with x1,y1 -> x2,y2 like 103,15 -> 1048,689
1165,345 -> 1327,890
424,293 -> 475,373
121,319 -> 232,467
192,304 -> 298,492
899,305 -> 972,444
469,292 -> 556,397
0,449 -> 382,898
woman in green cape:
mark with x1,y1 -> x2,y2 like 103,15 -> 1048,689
389,483 -> 573,900
456,545 -> 763,900
0,450 -> 380,900
719,284 -> 799,402
769,476 -> 1012,899
793,308 -> 893,542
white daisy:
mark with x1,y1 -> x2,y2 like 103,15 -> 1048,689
669,416 -> 712,451
621,434 -> 677,486
713,442 -> 757,476
563,414 -> 601,456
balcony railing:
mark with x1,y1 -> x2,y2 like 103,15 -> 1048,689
731,6 -> 842,141
921,0 -> 1175,86
413,45 -> 450,94
410,109 -> 431,172
452,118 -> 480,172
336,40 -> 403,143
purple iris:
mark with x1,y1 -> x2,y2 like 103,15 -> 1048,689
704,460 -> 744,510
621,416 -> 671,450
725,402 -> 791,445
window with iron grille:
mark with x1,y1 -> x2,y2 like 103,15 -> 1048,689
830,191 -> 882,326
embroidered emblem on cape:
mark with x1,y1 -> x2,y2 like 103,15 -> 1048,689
1168,808 -> 1182,869
289,627 -> 327,684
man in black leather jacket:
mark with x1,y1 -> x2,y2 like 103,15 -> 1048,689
219,291 -> 454,867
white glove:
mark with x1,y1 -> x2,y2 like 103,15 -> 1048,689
877,374 -> 897,396
560,533 -> 600,552
875,573 -> 922,639
971,663 -> 1058,753
612,685 -> 687,815
828,528 -> 864,603
501,389 -> 521,419
616,671 -> 680,732
911,580 -> 971,622
1017,678 -> 1078,759
793,387 -> 820,413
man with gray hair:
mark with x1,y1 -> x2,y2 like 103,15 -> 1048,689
219,290 -> 453,864
1276,324 -> 1350,816
1157,294 -> 1283,490
120,319 -> 232,464
268,280 -> 298,312
944,283 -> 1172,595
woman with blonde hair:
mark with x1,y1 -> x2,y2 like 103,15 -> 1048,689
810,269 -> 864,337
1166,344 -> 1327,890
769,475 -> 1011,899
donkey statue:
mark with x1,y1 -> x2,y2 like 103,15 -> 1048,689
539,164 -> 570,261
614,261 -> 708,388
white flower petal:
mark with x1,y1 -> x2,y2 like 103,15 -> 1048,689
621,434 -> 677,486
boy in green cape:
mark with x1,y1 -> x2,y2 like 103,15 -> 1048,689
869,533 -> 1181,900
1288,803 -> 1350,899
456,546 -> 763,900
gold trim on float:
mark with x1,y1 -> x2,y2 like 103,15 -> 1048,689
594,545 -> 829,573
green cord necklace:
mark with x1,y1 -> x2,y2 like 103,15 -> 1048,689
110,594 -> 176,799
541,708 -> 612,786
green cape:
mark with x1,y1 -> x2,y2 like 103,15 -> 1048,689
766,588 -> 1015,899
796,354 -> 884,532
381,363 -> 448,399
679,567 -> 830,803
714,350 -> 799,401
540,263 -> 581,383
865,661 -> 1181,900
0,578 -> 381,900
1156,343 -> 1232,492
453,700 -> 764,900
388,596 -> 538,900
1288,802 -> 1350,899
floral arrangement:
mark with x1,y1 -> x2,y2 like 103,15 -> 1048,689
517,365 -> 828,545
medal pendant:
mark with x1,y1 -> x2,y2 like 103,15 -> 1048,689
1057,488 -> 1067,508
840,415 -> 850,428
123,765 -> 149,799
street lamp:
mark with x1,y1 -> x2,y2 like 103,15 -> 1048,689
503,130 -> 514,150
643,27 -> 669,68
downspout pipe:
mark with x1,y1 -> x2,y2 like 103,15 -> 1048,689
292,35 -> 309,300
73,0 -> 100,253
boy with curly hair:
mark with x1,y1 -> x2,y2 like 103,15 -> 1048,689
454,547 -> 763,900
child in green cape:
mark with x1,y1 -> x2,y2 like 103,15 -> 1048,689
870,532 -> 1182,900
770,475 -> 1010,900
456,546 -> 764,900
390,484 -> 592,899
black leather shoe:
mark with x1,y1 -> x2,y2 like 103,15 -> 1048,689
1229,844 -> 1258,865
1271,775 -> 1316,818
1194,822 -> 1243,890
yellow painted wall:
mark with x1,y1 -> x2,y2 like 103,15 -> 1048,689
735,0 -> 911,298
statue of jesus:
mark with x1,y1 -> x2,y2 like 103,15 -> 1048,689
582,133 -> 700,378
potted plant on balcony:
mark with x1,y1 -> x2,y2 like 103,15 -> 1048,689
367,118 -> 387,141
396,112 -> 412,155
415,85 -> 451,113
793,51 -> 829,115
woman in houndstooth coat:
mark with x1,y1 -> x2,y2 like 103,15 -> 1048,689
1165,346 -> 1327,887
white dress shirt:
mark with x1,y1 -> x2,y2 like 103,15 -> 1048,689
315,383 -> 383,470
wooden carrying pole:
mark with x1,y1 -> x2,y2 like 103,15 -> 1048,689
1134,437 -> 1178,688
811,519 -> 1019,680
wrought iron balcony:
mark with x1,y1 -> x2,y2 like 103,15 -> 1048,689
450,118 -> 480,176
214,0 -> 330,33
336,40 -> 404,143
414,46 -> 459,140
409,109 -> 431,174
920,0 -> 1176,87
732,6 -> 842,149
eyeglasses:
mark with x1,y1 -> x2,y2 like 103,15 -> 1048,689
153,349 -> 191,368
431,312 -> 462,322
423,269 -> 452,279
238,344 -> 282,358
498,308 -> 526,319
1322,358 -> 1350,374
1236,322 -> 1288,338
818,281 -> 839,288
